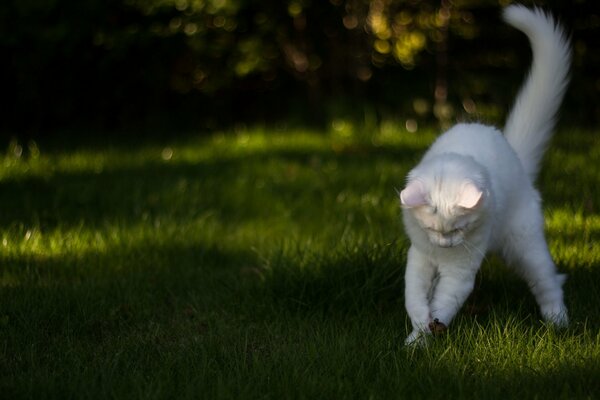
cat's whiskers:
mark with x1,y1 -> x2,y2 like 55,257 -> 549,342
461,238 -> 488,263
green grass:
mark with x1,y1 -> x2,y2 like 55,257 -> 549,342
1,123 -> 599,399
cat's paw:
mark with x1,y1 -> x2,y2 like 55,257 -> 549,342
404,329 -> 430,347
541,304 -> 569,328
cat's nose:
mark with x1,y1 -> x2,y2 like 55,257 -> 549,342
438,238 -> 454,248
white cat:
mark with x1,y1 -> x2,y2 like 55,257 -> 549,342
400,5 -> 571,345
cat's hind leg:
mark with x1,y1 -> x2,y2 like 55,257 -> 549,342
503,213 -> 568,326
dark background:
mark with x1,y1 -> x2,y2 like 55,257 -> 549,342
1,0 -> 599,138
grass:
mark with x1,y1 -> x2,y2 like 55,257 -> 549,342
1,123 -> 599,399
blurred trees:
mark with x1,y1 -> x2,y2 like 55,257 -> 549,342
1,0 -> 599,136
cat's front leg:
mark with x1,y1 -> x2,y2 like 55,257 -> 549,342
404,245 -> 436,345
429,262 -> 479,327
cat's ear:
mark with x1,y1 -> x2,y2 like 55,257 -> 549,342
400,180 -> 428,207
457,182 -> 483,209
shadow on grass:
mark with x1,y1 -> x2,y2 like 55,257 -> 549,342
0,239 -> 266,352
262,243 -> 600,332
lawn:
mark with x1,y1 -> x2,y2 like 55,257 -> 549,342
1,123 -> 599,399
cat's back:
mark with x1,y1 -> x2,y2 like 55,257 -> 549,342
423,123 -> 522,178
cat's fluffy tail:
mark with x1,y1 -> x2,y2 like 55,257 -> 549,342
502,5 -> 571,182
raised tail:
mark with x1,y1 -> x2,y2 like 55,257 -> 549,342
502,5 -> 571,182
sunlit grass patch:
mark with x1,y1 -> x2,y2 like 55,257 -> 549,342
546,209 -> 600,269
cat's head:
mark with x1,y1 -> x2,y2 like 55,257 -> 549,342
400,158 -> 488,248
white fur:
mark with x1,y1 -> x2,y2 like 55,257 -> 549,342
503,5 -> 571,181
400,5 -> 570,346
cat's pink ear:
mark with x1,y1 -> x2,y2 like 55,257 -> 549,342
400,180 -> 428,207
457,182 -> 483,209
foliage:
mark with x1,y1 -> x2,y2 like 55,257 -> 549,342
1,0 -> 600,134
0,126 -> 599,398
